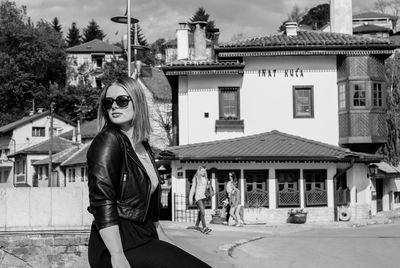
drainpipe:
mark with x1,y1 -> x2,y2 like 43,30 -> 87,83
332,159 -> 354,221
10,139 -> 16,187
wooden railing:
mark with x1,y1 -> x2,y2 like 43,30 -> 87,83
278,188 -> 300,207
305,188 -> 327,206
246,188 -> 269,208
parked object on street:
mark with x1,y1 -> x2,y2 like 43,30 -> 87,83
287,208 -> 308,224
338,206 -> 351,221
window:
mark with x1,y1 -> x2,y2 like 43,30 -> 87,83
72,169 -> 76,182
338,83 -> 346,109
395,192 -> 400,204
3,170 -> 9,183
68,169 -> 72,183
0,172 -> 2,183
16,160 -> 25,174
293,86 -> 314,118
373,83 -> 383,107
219,87 -> 240,120
44,166 -> 48,180
352,83 -> 366,107
81,167 -> 85,182
38,167 -> 42,180
32,127 -> 45,137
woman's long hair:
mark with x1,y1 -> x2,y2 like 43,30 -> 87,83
97,77 -> 151,143
194,165 -> 208,184
229,172 -> 238,187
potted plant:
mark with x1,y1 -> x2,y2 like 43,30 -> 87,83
287,208 -> 308,224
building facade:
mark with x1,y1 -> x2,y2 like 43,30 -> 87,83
161,2 -> 399,222
0,112 -> 75,187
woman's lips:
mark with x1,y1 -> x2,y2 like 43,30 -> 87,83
111,113 -> 122,117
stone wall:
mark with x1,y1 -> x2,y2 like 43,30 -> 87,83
0,232 -> 89,268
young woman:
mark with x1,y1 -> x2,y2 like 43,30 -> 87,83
87,77 -> 210,268
229,178 -> 245,227
189,166 -> 212,234
224,172 -> 236,225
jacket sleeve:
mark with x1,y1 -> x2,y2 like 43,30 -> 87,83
87,131 -> 123,229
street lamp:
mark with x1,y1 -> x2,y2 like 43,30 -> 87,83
368,164 -> 379,178
110,0 -> 148,78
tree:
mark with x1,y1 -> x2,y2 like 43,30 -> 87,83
380,52 -> 400,165
374,0 -> 400,16
189,7 -> 217,39
300,3 -> 330,30
0,1 -> 66,125
278,5 -> 307,32
375,0 -> 390,13
82,19 -> 106,42
51,17 -> 62,33
131,23 -> 148,46
66,22 -> 81,47
101,57 -> 128,85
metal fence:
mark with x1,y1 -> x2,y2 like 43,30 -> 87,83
246,188 -> 269,208
173,194 -> 197,222
305,188 -> 328,206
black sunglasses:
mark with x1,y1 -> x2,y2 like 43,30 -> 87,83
102,95 -> 132,110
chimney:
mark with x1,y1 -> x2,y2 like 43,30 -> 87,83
285,22 -> 298,36
330,0 -> 353,34
176,22 -> 189,60
191,21 -> 207,61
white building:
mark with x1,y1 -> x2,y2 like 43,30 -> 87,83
66,39 -> 123,88
0,111 -> 75,187
160,0 -> 399,223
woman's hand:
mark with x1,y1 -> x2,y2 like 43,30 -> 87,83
111,252 -> 130,268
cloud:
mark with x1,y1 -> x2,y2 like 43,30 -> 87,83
16,0 -> 379,43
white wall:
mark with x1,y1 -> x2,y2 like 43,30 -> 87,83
178,55 -> 339,146
0,187 -> 92,231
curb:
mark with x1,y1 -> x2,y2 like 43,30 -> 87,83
217,236 -> 266,257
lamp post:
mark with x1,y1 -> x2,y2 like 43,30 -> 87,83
110,0 -> 137,76
111,0 -> 148,78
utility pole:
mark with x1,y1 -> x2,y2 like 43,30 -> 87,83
48,102 -> 55,187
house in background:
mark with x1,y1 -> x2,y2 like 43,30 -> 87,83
66,39 -> 123,88
7,136 -> 78,187
0,111 -> 75,187
161,0 -> 400,223
352,11 -> 398,38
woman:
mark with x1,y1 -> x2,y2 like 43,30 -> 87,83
189,166 -> 212,234
87,77 -> 210,268
224,172 -> 236,225
229,177 -> 244,227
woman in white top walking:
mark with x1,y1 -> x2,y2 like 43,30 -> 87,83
189,166 -> 212,234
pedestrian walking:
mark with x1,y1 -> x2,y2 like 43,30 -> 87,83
189,165 -> 213,234
230,179 -> 245,227
87,77 -> 210,268
224,172 -> 236,225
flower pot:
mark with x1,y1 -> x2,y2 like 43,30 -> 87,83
288,212 -> 307,224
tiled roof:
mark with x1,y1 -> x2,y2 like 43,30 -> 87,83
66,39 -> 123,53
32,146 -> 81,166
9,136 -> 78,156
60,143 -> 91,167
217,31 -> 394,50
375,161 -> 400,174
164,60 -> 244,68
353,12 -> 398,20
61,119 -> 98,141
161,130 -> 382,163
0,112 -> 75,134
140,67 -> 172,101
353,25 -> 391,33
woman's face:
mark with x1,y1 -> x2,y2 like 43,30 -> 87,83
199,168 -> 207,177
104,84 -> 134,131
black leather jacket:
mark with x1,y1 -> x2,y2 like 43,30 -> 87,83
87,125 -> 161,229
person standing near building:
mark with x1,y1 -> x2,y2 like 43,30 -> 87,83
224,172 -> 237,225
189,165 -> 212,234
230,178 -> 245,227
87,77 -> 210,268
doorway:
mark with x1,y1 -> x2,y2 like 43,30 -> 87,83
376,179 -> 383,212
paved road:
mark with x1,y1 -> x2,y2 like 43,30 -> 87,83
163,221 -> 400,268
231,223 -> 400,268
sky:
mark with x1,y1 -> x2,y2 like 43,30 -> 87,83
15,0 -> 379,44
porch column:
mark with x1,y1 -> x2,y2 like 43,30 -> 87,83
240,169 -> 245,206
299,169 -> 305,208
327,166 -> 336,208
211,172 -> 217,210
269,169 -> 276,209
